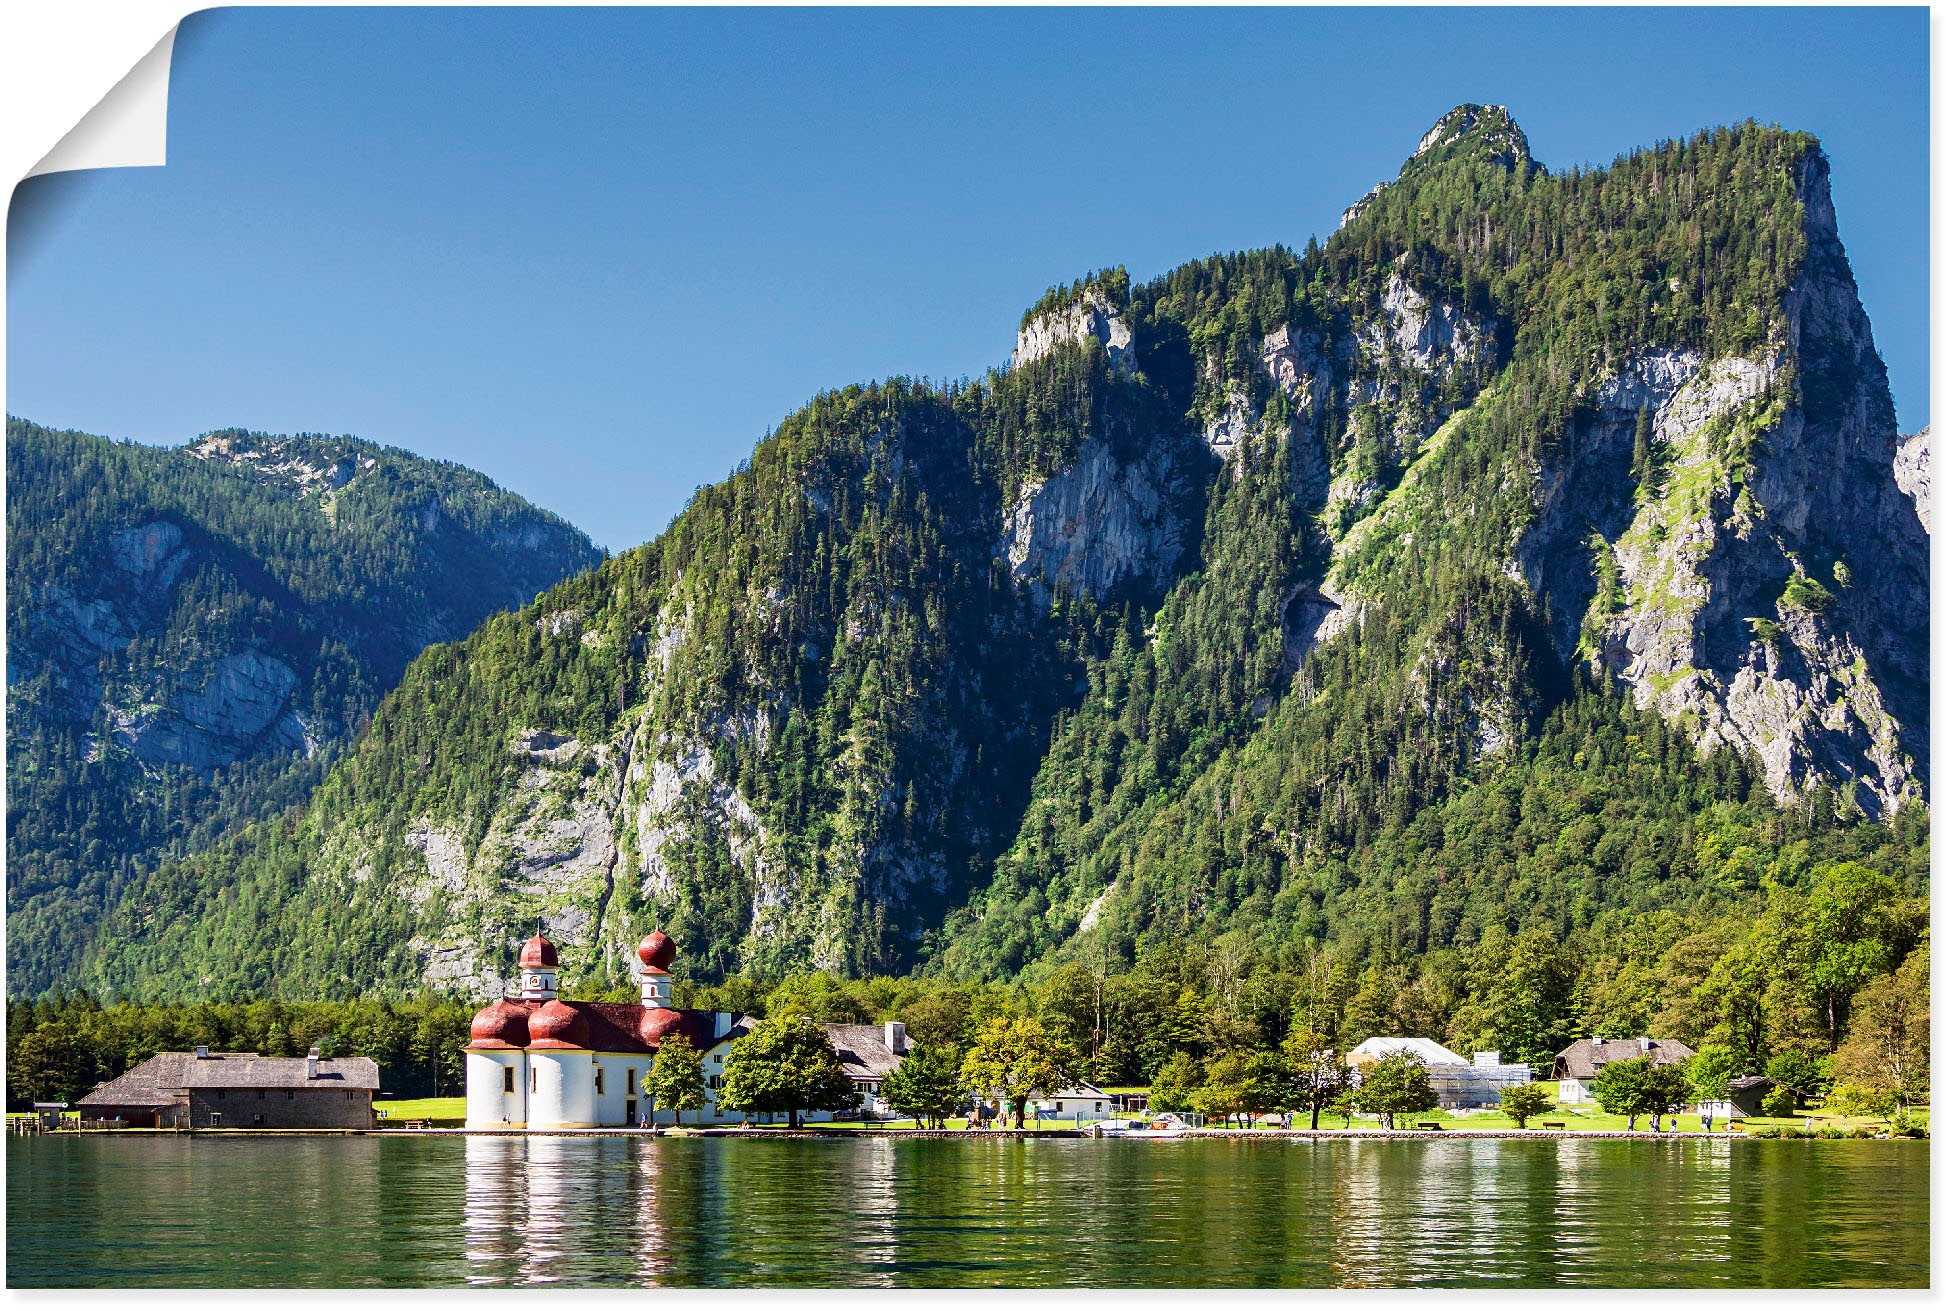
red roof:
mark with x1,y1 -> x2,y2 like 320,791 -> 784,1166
517,934 -> 559,968
637,931 -> 676,970
468,999 -> 530,1048
465,1001 -> 715,1054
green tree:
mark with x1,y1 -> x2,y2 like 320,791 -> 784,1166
1281,1028 -> 1350,1130
717,1016 -> 859,1128
1591,1056 -> 1652,1130
1823,1082 -> 1896,1119
1191,1056 -> 1249,1127
1832,946 -> 1929,1108
765,973 -> 872,1023
1763,1049 -> 1826,1103
6,1024 -> 91,1106
958,1016 -> 1077,1128
1355,1052 -> 1438,1130
1682,1044 -> 1742,1105
1455,928 -> 1575,1065
1499,1082 -> 1553,1129
878,1044 -> 962,1128
1638,1062 -> 1693,1132
1147,1051 -> 1203,1114
640,1032 -> 706,1127
1800,862 -> 1909,1040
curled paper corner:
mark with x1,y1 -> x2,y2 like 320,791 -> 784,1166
27,24 -> 179,179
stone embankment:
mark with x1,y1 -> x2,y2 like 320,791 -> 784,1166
69,1125 -> 1758,1141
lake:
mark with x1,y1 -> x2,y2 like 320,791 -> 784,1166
6,1134 -> 1928,1287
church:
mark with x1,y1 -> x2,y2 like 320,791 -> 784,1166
464,929 -> 910,1129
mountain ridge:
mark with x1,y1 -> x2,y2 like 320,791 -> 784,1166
46,106 -> 1928,1003
6,418 -> 605,993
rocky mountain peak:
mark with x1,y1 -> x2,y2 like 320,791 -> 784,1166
1343,103 -> 1544,228
1404,103 -> 1539,177
188,429 -> 374,497
1013,270 -> 1138,374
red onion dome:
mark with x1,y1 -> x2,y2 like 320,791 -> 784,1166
527,999 -> 588,1048
468,999 -> 529,1048
639,1007 -> 691,1048
636,930 -> 676,970
518,933 -> 559,968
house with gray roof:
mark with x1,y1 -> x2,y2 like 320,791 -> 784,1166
1551,1036 -> 1695,1104
77,1047 -> 381,1128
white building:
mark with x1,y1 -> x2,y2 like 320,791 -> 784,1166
1034,1083 -> 1113,1121
464,930 -> 911,1129
1346,1036 -> 1532,1109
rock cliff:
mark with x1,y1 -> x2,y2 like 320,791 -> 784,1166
7,419 -> 603,994
63,108 -> 1931,999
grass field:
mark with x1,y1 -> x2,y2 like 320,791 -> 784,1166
373,1096 -> 467,1123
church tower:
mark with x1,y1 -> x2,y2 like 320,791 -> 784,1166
637,931 -> 676,1008
517,932 -> 559,1000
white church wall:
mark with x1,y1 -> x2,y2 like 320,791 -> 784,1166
591,1053 -> 652,1127
529,1051 -> 596,1129
466,1050 -> 526,1129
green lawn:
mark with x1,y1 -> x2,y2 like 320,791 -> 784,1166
373,1096 -> 467,1123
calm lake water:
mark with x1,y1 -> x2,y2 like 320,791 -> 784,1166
7,1134 -> 1928,1287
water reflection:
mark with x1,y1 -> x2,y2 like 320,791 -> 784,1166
10,1135 -> 1927,1288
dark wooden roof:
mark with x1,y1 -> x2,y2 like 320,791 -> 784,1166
821,1024 -> 906,1081
77,1051 -> 380,1105
1551,1037 -> 1695,1080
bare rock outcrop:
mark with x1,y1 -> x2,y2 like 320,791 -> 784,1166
1896,427 -> 1929,532
1013,289 -> 1139,374
1001,437 -> 1189,598
1515,150 -> 1928,815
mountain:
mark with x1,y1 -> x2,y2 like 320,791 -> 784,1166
6,420 -> 604,993
62,107 -> 1927,1003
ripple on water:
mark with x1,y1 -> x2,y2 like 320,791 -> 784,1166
7,1134 -> 1927,1288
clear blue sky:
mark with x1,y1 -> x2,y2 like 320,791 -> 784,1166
7,6 -> 1929,552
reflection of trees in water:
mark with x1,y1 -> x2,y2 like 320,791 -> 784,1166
443,1134 -> 1918,1289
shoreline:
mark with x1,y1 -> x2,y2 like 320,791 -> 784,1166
25,1125 -> 1787,1141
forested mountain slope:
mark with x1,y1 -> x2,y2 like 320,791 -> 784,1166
66,107 -> 1926,1005
7,421 -> 603,992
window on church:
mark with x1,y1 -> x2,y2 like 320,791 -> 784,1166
530,1068 -> 538,1094
595,1068 -> 605,1096
626,1068 -> 636,1093
503,1066 -> 515,1094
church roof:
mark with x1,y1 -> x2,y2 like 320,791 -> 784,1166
465,1000 -> 719,1054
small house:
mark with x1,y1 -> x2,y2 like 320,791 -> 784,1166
1551,1036 -> 1696,1104
76,1047 -> 380,1128
1696,1075 -> 1775,1121
821,1022 -> 911,1118
1035,1083 -> 1112,1120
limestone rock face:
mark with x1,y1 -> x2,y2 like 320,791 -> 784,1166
1014,289 -> 1139,374
1366,271 -> 1496,375
1518,155 -> 1928,815
1896,427 -> 1929,531
1002,436 -> 1190,599
114,649 -> 309,768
